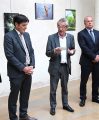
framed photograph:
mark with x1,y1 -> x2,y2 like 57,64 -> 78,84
4,13 -> 19,34
35,3 -> 53,20
65,9 -> 76,31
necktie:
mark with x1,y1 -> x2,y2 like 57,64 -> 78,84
90,30 -> 95,42
19,34 -> 30,65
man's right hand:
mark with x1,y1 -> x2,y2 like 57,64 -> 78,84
23,66 -> 33,75
93,55 -> 99,63
54,47 -> 62,54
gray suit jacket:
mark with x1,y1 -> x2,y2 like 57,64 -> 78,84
46,32 -> 75,75
4,29 -> 35,78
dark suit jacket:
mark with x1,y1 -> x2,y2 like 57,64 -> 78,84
46,32 -> 75,75
0,74 -> 1,82
4,29 -> 35,78
78,28 -> 99,66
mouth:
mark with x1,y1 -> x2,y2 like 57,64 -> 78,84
59,30 -> 63,33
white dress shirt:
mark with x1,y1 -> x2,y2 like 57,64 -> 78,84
15,29 -> 30,65
59,34 -> 67,63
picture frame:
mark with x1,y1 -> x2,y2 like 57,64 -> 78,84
4,13 -> 19,34
65,9 -> 76,31
35,3 -> 53,20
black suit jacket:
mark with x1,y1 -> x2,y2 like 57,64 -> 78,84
46,32 -> 75,75
4,29 -> 35,78
0,74 -> 1,82
78,28 -> 99,66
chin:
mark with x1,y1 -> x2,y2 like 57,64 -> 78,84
21,31 -> 25,33
59,32 -> 62,35
60,33 -> 65,37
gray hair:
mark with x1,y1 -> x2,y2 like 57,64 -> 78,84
57,18 -> 68,27
84,16 -> 93,23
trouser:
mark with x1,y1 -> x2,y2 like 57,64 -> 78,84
50,63 -> 69,108
8,75 -> 32,120
80,63 -> 99,100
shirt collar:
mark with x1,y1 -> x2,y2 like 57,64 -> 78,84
86,28 -> 93,32
15,29 -> 23,36
58,33 -> 67,39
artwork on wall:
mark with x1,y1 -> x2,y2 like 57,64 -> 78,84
65,9 -> 76,31
4,13 -> 19,34
35,3 -> 53,20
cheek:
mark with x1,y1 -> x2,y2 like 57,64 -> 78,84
21,27 -> 26,30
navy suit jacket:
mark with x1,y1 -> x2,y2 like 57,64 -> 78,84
46,32 -> 75,75
78,28 -> 99,66
0,74 -> 1,82
4,29 -> 35,78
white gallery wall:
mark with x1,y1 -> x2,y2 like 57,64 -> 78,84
0,0 -> 95,97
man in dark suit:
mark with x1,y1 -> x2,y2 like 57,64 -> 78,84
46,18 -> 75,115
0,60 -> 2,82
4,14 -> 37,120
0,74 -> 1,82
78,16 -> 99,107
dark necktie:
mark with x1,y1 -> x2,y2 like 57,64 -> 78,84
90,30 -> 95,42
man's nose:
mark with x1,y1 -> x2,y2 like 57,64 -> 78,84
59,27 -> 63,30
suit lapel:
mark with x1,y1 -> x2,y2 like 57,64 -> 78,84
13,30 -> 30,53
93,30 -> 97,44
23,33 -> 30,52
54,33 -> 60,47
13,30 -> 25,52
84,29 -> 95,45
55,33 -> 69,51
66,34 -> 70,50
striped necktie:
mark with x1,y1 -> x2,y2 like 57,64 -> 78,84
19,34 -> 30,65
90,30 -> 95,42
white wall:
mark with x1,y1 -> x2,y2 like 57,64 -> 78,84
0,0 -> 95,97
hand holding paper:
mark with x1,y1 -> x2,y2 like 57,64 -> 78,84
68,49 -> 75,54
60,47 -> 66,50
54,47 -> 62,54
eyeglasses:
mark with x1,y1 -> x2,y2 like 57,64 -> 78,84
57,25 -> 67,29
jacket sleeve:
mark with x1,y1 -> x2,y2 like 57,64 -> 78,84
78,32 -> 96,60
71,35 -> 75,49
28,33 -> 35,68
46,35 -> 57,58
4,34 -> 25,71
69,35 -> 75,56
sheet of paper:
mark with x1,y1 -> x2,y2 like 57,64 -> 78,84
60,47 -> 66,50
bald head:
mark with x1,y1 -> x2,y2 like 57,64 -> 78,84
84,16 -> 93,29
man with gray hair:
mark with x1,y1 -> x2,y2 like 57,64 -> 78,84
46,18 -> 75,115
78,16 -> 99,107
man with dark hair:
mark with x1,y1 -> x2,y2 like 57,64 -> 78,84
13,14 -> 29,26
4,14 -> 37,120
46,18 -> 75,115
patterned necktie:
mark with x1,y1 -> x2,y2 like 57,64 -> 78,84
90,30 -> 95,42
19,34 -> 30,65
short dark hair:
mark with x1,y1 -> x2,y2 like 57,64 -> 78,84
13,14 -> 29,25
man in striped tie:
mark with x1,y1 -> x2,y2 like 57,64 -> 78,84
4,14 -> 37,120
78,16 -> 99,107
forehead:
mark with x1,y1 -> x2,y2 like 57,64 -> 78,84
58,21 -> 66,26
85,17 -> 93,22
17,22 -> 28,26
